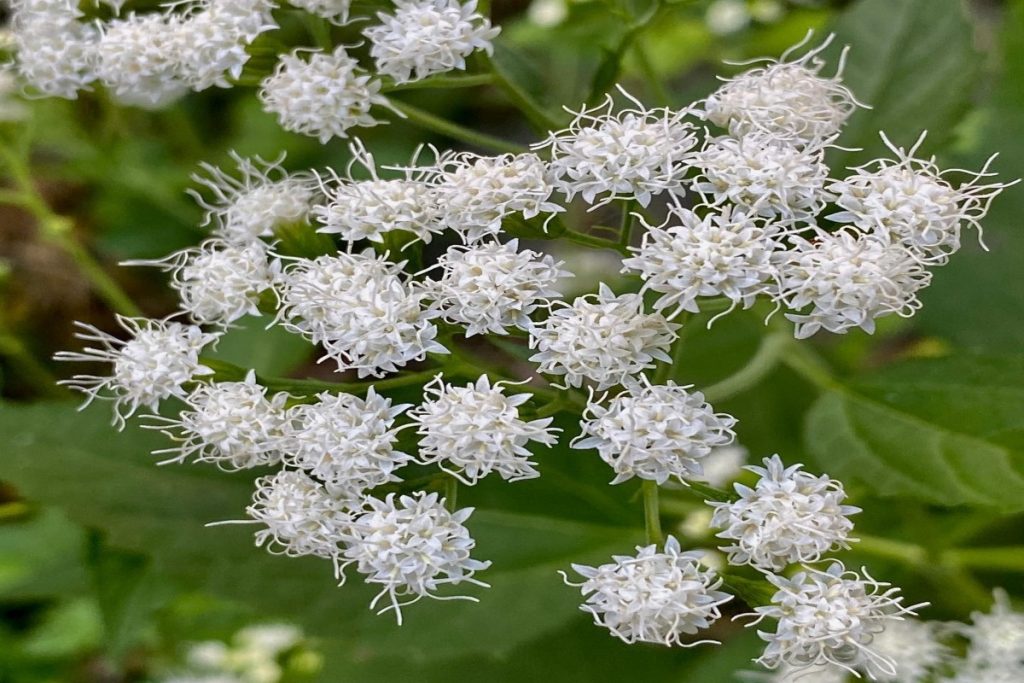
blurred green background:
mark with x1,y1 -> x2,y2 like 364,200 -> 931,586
1,0 -> 1023,680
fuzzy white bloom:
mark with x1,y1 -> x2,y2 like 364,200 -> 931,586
860,619 -> 947,683
572,380 -> 737,485
11,16 -> 98,99
828,132 -> 1014,263
702,32 -> 864,145
146,372 -> 287,470
365,0 -> 499,83
433,152 -> 563,243
529,283 -> 679,389
339,492 -> 491,623
127,240 -> 278,327
959,589 -> 1024,670
277,251 -> 446,377
409,374 -> 559,484
96,13 -> 188,108
190,153 -> 317,244
421,239 -> 568,336
777,230 -> 932,339
709,454 -> 859,572
624,204 -> 778,317
534,88 -> 699,208
56,316 -> 217,428
769,663 -> 849,683
259,47 -> 393,143
233,623 -> 303,656
747,562 -> 923,678
562,537 -> 731,646
696,445 -> 747,489
282,388 -> 412,501
313,141 -> 443,244
690,134 -> 831,222
242,469 -> 351,565
940,664 -> 1023,683
289,0 -> 353,25
176,0 -> 279,91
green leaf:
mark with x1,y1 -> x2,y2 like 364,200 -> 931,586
826,0 -> 981,166
804,354 -> 1024,510
0,508 -> 89,601
207,316 -> 313,377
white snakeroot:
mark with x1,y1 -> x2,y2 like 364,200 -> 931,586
243,469 -> 351,566
56,316 -> 217,428
529,283 -> 679,389
777,230 -> 932,339
697,445 -> 748,489
421,239 -> 568,336
96,13 -> 188,109
147,372 -> 287,470
339,492 -> 491,624
433,152 -> 563,242
563,536 -> 732,647
534,88 -> 698,208
572,380 -> 737,485
828,132 -> 1014,263
959,589 -> 1024,670
282,388 -> 412,501
277,251 -> 446,377
190,153 -> 317,244
259,47 -> 394,143
365,0 -> 499,83
702,32 -> 864,145
747,562 -> 923,678
409,374 -> 559,485
12,16 -> 98,99
709,454 -> 859,572
313,141 -> 443,243
289,0 -> 353,25
770,664 -> 849,683
128,240 -> 277,327
691,134 -> 831,222
861,619 -> 948,683
624,204 -> 778,317
176,0 -> 278,91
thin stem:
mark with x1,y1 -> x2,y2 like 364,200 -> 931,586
480,53 -> 563,132
388,100 -> 527,154
383,73 -> 495,92
854,534 -> 929,567
618,200 -> 637,247
942,547 -> 1024,572
642,480 -> 663,545
561,229 -> 630,255
702,332 -> 791,403
444,475 -> 459,512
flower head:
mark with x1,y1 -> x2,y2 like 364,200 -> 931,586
340,492 -> 491,623
56,316 -> 217,428
529,283 -> 679,389
12,12 -> 98,99
96,13 -> 188,108
563,536 -> 731,646
958,589 -> 1024,670
709,454 -> 859,571
409,374 -> 559,484
175,0 -> 278,91
289,0 -> 353,25
861,619 -> 948,683
573,380 -> 737,485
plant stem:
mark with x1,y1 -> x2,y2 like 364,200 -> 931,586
480,53 -> 563,132
383,73 -> 495,92
780,342 -> 843,392
642,480 -> 663,545
561,229 -> 630,255
942,547 -> 1024,572
388,100 -> 527,154
854,534 -> 929,566
618,200 -> 637,247
702,332 -> 791,403
444,475 -> 459,512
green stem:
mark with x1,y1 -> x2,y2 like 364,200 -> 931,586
854,534 -> 929,566
444,475 -> 459,512
562,229 -> 630,255
642,480 -> 663,545
383,73 -> 495,92
942,547 -> 1024,572
388,100 -> 526,154
701,332 -> 791,403
480,53 -> 563,132
618,200 -> 637,247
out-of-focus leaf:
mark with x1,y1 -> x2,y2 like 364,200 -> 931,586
18,598 -> 104,659
804,354 -> 1024,510
0,508 -> 89,600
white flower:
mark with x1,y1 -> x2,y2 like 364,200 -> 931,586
96,13 -> 188,109
709,454 -> 859,571
289,0 -> 353,25
746,562 -> 923,678
190,152 -> 317,244
776,230 -> 932,339
146,372 -> 288,470
770,663 -> 849,683
127,240 -> 278,327
534,87 -> 698,208
243,469 -> 351,566
55,316 -> 217,428
313,140 -> 444,244
690,134 -> 831,222
282,388 -> 412,501
432,152 -> 563,243
623,203 -> 778,317
259,47 -> 393,143
11,16 -> 98,99
572,380 -> 737,485
176,0 -> 278,91
339,492 -> 491,624
277,251 -> 446,377
695,445 -> 748,489
529,283 -> 679,389
860,619 -> 947,683
959,589 -> 1024,670
562,536 -> 732,646
409,374 -> 559,485
828,132 -> 1014,264
365,0 -> 499,83
702,32 -> 864,145
421,239 -> 569,336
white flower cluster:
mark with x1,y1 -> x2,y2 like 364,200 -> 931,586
164,622 -> 312,683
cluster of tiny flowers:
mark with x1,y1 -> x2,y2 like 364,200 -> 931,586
162,622 -> 311,683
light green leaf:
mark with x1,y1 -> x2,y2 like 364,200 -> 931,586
804,354 -> 1024,510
